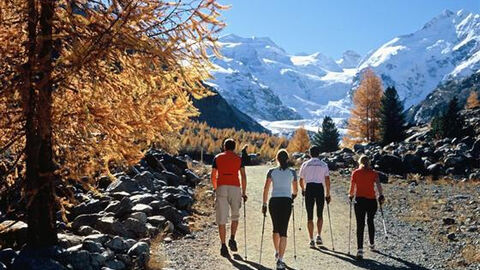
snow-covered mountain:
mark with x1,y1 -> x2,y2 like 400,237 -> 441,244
206,9 -> 480,133
208,34 -> 356,121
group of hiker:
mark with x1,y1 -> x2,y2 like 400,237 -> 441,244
210,138 -> 386,270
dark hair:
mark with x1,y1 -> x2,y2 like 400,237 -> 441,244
276,149 -> 289,170
309,146 -> 320,157
224,139 -> 236,151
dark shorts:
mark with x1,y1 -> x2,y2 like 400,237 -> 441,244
269,197 -> 292,237
305,183 -> 325,221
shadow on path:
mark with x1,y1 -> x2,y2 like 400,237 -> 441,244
312,247 -> 430,270
227,254 -> 297,270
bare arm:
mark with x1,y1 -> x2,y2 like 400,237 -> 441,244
240,167 -> 247,198
299,177 -> 305,192
349,173 -> 355,197
263,177 -> 272,204
292,179 -> 298,196
325,176 -> 331,198
211,168 -> 218,190
375,176 -> 383,197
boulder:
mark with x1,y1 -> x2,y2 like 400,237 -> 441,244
375,155 -> 404,175
84,234 -> 110,245
57,233 -> 83,249
127,242 -> 150,266
0,220 -> 28,249
161,171 -> 181,187
129,194 -> 157,205
105,236 -> 128,252
133,171 -> 155,190
104,197 -> 133,218
184,169 -> 201,186
470,139 -> 480,158
95,216 -> 126,236
427,163 -> 444,178
0,248 -> 17,267
71,199 -> 111,219
72,214 -> 102,230
12,247 -> 66,270
402,154 -> 425,174
174,195 -> 194,211
129,212 -> 148,224
104,259 -> 126,270
147,216 -> 167,227
131,204 -> 153,215
82,240 -> 105,253
107,176 -> 142,194
122,218 -> 147,237
378,172 -> 388,183
77,226 -> 98,236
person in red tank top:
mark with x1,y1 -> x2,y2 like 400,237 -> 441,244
211,139 -> 247,257
349,155 -> 385,260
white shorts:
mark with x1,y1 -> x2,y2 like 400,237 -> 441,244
215,185 -> 242,225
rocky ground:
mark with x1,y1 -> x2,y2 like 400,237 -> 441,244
0,149 -> 206,270
161,166 -> 480,270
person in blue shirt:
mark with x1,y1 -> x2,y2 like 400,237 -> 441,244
262,149 -> 298,270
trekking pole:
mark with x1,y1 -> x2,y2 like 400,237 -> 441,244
292,204 -> 297,260
243,199 -> 248,260
259,212 -> 266,264
348,198 -> 352,255
379,201 -> 388,240
326,202 -> 335,251
299,196 -> 304,231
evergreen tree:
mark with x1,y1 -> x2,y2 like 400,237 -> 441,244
312,116 -> 340,152
430,115 -> 445,139
379,86 -> 406,145
430,97 -> 466,139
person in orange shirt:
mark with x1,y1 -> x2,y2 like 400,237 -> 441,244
349,155 -> 385,259
211,139 -> 248,257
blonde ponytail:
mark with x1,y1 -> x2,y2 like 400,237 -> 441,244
358,155 -> 370,169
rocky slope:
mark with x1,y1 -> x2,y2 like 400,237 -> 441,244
193,87 -> 269,133
407,72 -> 480,123
0,149 -> 204,270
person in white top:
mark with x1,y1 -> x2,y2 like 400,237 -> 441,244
299,146 -> 331,248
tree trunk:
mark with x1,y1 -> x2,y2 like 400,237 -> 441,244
24,0 -> 58,247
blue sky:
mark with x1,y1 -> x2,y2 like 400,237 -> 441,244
218,0 -> 480,59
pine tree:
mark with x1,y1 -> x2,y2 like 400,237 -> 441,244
344,69 -> 384,146
466,90 -> 480,109
379,86 -> 406,145
312,116 -> 340,153
430,97 -> 465,139
430,115 -> 445,139
287,127 -> 311,153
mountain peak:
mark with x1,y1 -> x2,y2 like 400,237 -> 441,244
336,50 -> 362,69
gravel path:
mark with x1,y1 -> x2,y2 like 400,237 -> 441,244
161,165 -> 478,270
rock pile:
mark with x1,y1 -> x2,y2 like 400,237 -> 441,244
0,149 -> 201,270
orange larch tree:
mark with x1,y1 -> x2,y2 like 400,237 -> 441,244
0,0 -> 226,246
344,68 -> 384,146
466,90 -> 479,109
287,127 -> 311,153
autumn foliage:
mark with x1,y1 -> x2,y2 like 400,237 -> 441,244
344,69 -> 383,147
466,91 -> 480,109
287,127 -> 311,153
178,122 -> 289,160
0,0 -> 225,246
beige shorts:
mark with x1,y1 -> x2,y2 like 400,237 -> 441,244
215,185 -> 242,225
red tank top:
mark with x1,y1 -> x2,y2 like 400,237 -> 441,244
213,151 -> 242,187
351,168 -> 378,199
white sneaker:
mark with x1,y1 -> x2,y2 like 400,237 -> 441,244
316,235 -> 323,245
276,259 -> 286,270
356,249 -> 364,259
309,240 -> 315,248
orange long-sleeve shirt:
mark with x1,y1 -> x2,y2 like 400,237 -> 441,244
350,168 -> 378,199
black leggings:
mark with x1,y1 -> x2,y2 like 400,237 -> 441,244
269,197 -> 292,237
354,197 -> 377,249
305,183 -> 324,221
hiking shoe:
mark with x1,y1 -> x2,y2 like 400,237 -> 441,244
316,235 -> 323,245
369,244 -> 376,251
356,249 -> 364,260
276,259 -> 286,270
228,239 -> 238,252
309,240 -> 315,248
220,244 -> 229,257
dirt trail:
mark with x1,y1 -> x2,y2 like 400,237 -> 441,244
162,165 -> 443,270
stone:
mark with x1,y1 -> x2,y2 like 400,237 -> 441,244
447,233 -> 456,241
427,163 -> 444,177
156,205 -> 182,224
105,197 -> 133,218
115,254 -> 132,267
376,154 -> 404,175
84,234 -> 111,245
122,218 -> 147,237
403,153 -> 425,174
71,199 -> 111,218
57,233 -> 84,249
90,252 -> 107,268
131,204 -> 153,215
161,171 -> 181,187
104,259 -> 126,270
378,172 -> 388,184
174,194 -> 194,211
147,216 -> 167,227
106,175 -> 142,194
0,220 -> 28,249
105,236 -> 128,252
133,171 -> 155,190
72,214 -> 102,230
443,218 -> 455,225
63,250 -> 92,270
77,225 -> 98,236
130,193 -> 157,205
83,240 -> 105,253
129,212 -> 148,224
127,242 -> 150,265
0,248 -> 17,267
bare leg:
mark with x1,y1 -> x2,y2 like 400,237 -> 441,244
230,220 -> 239,238
219,224 -> 226,244
273,233 -> 280,253
278,236 -> 288,259
307,220 -> 314,240
317,218 -> 323,237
